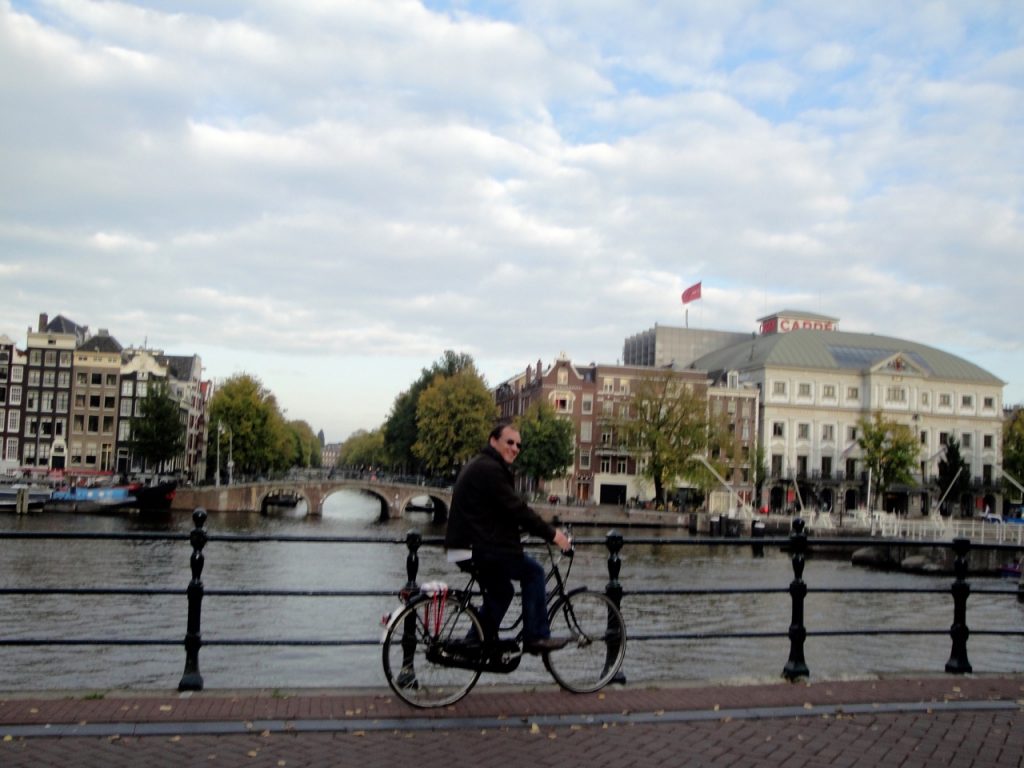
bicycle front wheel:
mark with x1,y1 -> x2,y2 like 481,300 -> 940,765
382,596 -> 484,708
543,590 -> 626,693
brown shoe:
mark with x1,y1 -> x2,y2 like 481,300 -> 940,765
524,636 -> 570,654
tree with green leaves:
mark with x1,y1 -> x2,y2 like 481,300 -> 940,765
383,350 -> 476,472
129,379 -> 186,474
936,436 -> 971,516
856,411 -> 919,510
1003,407 -> 1024,503
207,373 -> 291,480
515,401 -> 575,493
285,419 -> 321,468
338,428 -> 388,469
412,367 -> 497,476
613,373 -> 715,505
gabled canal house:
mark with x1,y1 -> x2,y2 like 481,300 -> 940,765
19,314 -> 85,474
69,329 -> 124,475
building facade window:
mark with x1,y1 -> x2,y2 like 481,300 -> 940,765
823,384 -> 836,399
772,381 -> 786,396
798,383 -> 812,398
772,422 -> 784,437
847,386 -> 859,400
797,423 -> 810,440
886,386 -> 906,403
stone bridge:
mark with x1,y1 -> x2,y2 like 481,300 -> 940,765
172,479 -> 452,521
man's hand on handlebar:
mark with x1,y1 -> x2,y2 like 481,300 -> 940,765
552,528 -> 573,554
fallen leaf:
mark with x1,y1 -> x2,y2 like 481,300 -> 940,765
3,735 -> 13,742
248,750 -> 259,758
803,703 -> 813,710
169,736 -> 181,743
159,705 -> 173,713
530,723 -> 541,734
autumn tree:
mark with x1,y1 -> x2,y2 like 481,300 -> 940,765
129,379 -> 186,474
613,373 -> 716,505
857,411 -> 919,509
412,367 -> 497,476
338,428 -> 389,469
207,373 -> 291,480
515,401 -> 575,493
383,350 -> 476,472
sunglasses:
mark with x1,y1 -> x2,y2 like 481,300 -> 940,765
504,439 -> 523,449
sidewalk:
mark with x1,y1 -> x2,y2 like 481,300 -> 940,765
2,674 -> 1022,767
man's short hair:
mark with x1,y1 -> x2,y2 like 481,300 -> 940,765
489,419 -> 514,441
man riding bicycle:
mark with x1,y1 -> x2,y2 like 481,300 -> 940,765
444,420 -> 572,654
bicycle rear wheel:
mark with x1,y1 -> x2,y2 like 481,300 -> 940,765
543,590 -> 626,693
382,596 -> 484,708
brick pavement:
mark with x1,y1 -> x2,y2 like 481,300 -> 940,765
1,675 -> 1022,767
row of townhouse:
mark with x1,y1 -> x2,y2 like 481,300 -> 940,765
0,314 -> 210,483
496,308 -> 1008,517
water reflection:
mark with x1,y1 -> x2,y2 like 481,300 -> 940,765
1,492 -> 1022,691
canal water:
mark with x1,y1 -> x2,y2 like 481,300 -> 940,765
1,490 -> 1021,691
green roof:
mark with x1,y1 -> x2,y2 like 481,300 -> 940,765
692,329 -> 1004,385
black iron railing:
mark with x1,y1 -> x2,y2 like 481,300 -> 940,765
1,509 -> 1022,691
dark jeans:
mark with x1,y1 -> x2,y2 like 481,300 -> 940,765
469,551 -> 550,643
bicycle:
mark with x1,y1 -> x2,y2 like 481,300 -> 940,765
381,542 -> 627,708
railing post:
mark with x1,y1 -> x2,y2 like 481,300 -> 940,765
178,508 -> 208,691
402,529 -> 422,602
605,529 -> 626,684
782,517 -> 809,681
396,530 -> 423,688
945,537 -> 973,674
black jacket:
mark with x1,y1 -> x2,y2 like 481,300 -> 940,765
444,445 -> 556,557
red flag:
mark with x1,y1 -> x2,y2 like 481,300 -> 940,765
681,281 -> 702,304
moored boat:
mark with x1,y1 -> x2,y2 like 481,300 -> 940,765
44,480 -> 177,513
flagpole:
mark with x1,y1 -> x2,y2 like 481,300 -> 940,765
685,308 -> 689,328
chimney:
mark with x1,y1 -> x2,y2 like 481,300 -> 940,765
38,313 -> 48,332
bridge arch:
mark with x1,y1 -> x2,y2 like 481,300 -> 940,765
174,479 -> 453,520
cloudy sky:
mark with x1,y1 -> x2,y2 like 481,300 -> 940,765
2,1 -> 1022,442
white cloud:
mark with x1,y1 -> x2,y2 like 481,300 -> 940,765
1,0 -> 1022,441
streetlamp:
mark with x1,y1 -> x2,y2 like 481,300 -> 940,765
227,428 -> 234,486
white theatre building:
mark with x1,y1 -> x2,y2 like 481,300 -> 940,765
627,310 -> 1006,517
